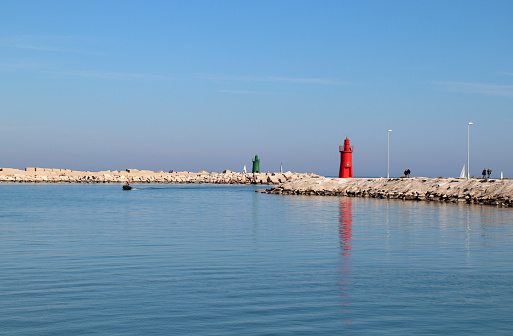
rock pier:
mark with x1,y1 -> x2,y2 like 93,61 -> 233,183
258,177 -> 513,207
0,167 -> 319,184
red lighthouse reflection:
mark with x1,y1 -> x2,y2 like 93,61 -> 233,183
338,197 -> 353,322
339,198 -> 353,256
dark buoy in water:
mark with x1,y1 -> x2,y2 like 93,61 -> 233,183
122,182 -> 132,190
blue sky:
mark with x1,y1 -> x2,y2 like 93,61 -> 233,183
1,0 -> 512,177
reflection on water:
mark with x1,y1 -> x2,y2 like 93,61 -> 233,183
339,198 -> 353,257
338,198 -> 353,321
251,191 -> 261,245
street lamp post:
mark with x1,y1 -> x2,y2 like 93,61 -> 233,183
387,130 -> 392,178
467,122 -> 473,179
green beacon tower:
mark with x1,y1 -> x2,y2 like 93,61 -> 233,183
252,155 -> 260,173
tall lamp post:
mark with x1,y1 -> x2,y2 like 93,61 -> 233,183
467,122 -> 473,179
387,129 -> 392,178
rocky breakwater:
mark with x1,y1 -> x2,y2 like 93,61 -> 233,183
258,177 -> 513,207
0,167 -> 320,185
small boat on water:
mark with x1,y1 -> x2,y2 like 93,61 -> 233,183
122,183 -> 132,190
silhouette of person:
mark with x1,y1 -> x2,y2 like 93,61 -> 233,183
487,168 -> 492,178
482,169 -> 487,179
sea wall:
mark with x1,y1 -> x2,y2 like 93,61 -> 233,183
258,177 -> 513,207
0,168 -> 320,185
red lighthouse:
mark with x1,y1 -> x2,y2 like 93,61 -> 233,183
339,138 -> 354,178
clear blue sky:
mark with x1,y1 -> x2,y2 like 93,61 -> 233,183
1,0 -> 512,177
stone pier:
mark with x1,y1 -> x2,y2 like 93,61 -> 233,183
258,177 -> 513,207
0,167 -> 320,185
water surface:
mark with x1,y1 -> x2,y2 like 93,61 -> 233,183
1,184 -> 512,335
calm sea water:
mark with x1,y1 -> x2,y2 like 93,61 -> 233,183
1,183 -> 513,335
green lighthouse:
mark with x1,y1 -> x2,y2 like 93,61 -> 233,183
252,155 -> 260,173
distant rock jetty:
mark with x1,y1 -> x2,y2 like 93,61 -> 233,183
258,177 -> 513,207
0,167 -> 320,184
